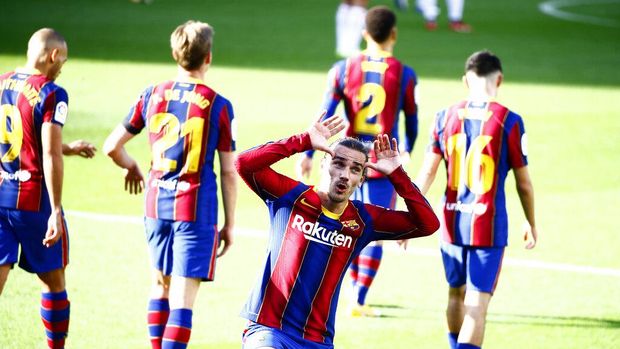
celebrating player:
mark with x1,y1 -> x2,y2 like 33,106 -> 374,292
0,28 -> 73,349
415,50 -> 538,349
103,20 -> 237,349
298,5 -> 419,317
237,114 -> 439,349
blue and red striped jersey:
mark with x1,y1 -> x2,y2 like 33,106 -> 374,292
123,78 -> 235,222
0,68 -> 68,211
316,50 -> 418,178
236,133 -> 438,345
429,100 -> 528,247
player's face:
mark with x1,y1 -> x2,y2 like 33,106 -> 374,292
326,145 -> 366,203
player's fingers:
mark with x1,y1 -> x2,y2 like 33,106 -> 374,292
217,240 -> 231,258
315,110 -> 327,124
391,137 -> 398,152
333,122 -> 346,135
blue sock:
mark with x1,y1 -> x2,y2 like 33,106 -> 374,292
147,298 -> 170,348
448,333 -> 458,349
355,244 -> 383,305
457,343 -> 481,349
41,290 -> 70,349
162,308 -> 193,349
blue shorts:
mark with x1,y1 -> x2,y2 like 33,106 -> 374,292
440,241 -> 504,294
145,217 -> 218,281
242,322 -> 333,349
352,177 -> 396,208
0,207 -> 69,274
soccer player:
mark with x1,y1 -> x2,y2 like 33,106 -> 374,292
416,0 -> 471,32
103,20 -> 237,349
237,115 -> 439,349
0,28 -> 72,349
298,5 -> 419,317
336,0 -> 368,57
415,50 -> 538,349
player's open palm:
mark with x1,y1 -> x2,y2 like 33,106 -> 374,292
366,134 -> 401,175
308,113 -> 345,156
43,211 -> 64,247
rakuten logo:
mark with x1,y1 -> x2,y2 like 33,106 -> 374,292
0,170 -> 31,182
291,214 -> 353,249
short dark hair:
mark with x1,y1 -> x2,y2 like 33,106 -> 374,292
332,137 -> 371,162
465,50 -> 503,77
365,6 -> 396,43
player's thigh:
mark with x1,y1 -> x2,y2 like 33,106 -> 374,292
0,208 -> 19,268
440,241 -> 467,288
465,246 -> 505,294
145,218 -> 174,275
170,221 -> 218,280
10,209 -> 69,274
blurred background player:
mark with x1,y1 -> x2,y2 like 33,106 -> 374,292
415,50 -> 538,349
416,0 -> 471,32
298,5 -> 419,317
103,20 -> 237,349
237,115 -> 439,349
0,28 -> 78,349
336,0 -> 368,57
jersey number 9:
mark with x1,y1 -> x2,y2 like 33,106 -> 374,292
0,104 -> 23,163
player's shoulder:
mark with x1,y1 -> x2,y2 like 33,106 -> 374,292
0,70 -> 14,80
490,101 -> 524,126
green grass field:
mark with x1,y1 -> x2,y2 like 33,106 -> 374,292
1,0 -> 619,348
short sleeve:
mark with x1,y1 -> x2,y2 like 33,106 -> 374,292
427,110 -> 445,155
217,99 -> 236,152
122,88 -> 150,135
42,87 -> 69,126
506,113 -> 528,169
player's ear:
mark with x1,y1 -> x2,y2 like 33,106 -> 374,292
205,52 -> 212,65
49,48 -> 59,63
496,73 -> 503,88
391,28 -> 397,42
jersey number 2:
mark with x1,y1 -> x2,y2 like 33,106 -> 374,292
149,113 -> 204,174
447,134 -> 494,195
0,104 -> 23,163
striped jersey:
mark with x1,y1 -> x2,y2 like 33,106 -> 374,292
429,100 -> 528,247
123,78 -> 235,222
0,68 -> 68,211
316,49 -> 418,178
236,132 -> 438,345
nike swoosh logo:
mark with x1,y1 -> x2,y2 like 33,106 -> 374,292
300,198 -> 318,210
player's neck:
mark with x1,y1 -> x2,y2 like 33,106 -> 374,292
317,191 -> 347,216
176,66 -> 206,82
364,41 -> 393,56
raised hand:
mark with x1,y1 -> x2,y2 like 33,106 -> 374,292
307,113 -> 345,157
365,134 -> 401,176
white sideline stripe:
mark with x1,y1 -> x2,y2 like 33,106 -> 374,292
539,0 -> 620,27
65,210 -> 620,278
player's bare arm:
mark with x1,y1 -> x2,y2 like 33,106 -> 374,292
414,152 -> 442,196
41,123 -> 64,247
217,150 -> 237,258
514,166 -> 538,249
63,140 -> 97,158
103,124 -> 145,195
